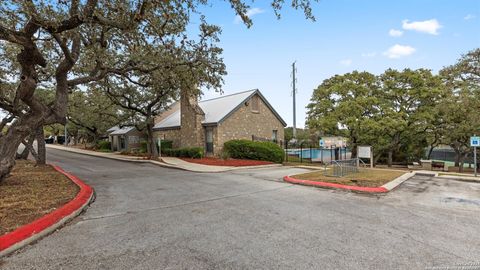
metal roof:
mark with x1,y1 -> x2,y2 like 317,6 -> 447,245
109,126 -> 135,135
154,89 -> 287,130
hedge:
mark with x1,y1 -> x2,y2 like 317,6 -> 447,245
224,139 -> 283,163
97,140 -> 111,150
158,140 -> 173,153
163,147 -> 204,159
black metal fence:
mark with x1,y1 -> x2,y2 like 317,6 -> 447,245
284,141 -> 350,164
428,148 -> 476,165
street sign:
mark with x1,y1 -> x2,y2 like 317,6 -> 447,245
319,139 -> 325,147
472,136 -> 479,177
471,136 -> 480,147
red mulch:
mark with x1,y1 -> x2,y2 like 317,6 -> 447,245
180,157 -> 273,167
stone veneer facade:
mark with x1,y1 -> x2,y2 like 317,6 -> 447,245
153,92 -> 285,156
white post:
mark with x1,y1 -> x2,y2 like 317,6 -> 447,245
474,145 -> 477,177
64,122 -> 67,147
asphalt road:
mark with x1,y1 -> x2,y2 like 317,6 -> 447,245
2,149 -> 480,269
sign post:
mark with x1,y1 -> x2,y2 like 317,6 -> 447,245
358,146 -> 373,168
471,135 -> 479,177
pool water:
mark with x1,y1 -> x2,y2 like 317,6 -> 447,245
286,148 -> 351,162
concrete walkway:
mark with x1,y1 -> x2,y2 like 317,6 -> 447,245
46,144 -> 282,173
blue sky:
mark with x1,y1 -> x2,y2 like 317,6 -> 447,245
196,0 -> 480,128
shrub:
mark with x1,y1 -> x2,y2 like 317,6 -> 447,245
163,147 -> 204,159
139,141 -> 148,153
97,140 -> 111,150
158,140 -> 173,153
224,139 -> 283,163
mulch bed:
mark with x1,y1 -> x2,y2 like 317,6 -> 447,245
181,157 -> 273,167
0,160 -> 79,236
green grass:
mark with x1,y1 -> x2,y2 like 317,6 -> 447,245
291,168 -> 406,187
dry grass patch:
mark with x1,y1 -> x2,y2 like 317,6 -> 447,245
0,160 -> 79,236
292,168 -> 406,187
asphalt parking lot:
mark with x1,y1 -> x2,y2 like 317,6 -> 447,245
2,149 -> 479,269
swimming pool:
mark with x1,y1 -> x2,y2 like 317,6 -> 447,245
285,148 -> 351,162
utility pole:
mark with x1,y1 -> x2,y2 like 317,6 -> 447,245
292,61 -> 297,139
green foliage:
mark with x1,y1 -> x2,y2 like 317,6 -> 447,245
97,140 -> 111,150
140,141 -> 148,153
68,88 -> 126,144
219,150 -> 231,160
164,147 -> 204,159
224,140 -> 284,163
159,140 -> 173,152
284,127 -> 313,143
306,69 -> 444,165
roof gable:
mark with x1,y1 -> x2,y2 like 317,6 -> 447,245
153,89 -> 286,130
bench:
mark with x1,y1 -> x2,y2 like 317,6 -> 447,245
431,161 -> 446,171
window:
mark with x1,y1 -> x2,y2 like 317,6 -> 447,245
251,95 -> 259,112
272,130 -> 278,143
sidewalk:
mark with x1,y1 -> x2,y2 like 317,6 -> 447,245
46,144 -> 282,173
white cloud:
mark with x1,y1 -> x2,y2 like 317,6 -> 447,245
402,19 -> 442,35
389,29 -> 403,37
361,52 -> 376,58
383,44 -> 416,59
464,14 -> 476,20
339,59 -> 352,66
234,8 -> 265,24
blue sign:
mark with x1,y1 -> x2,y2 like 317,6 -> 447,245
319,139 -> 325,147
471,136 -> 480,147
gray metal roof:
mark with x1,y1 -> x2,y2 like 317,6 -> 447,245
109,126 -> 135,135
106,126 -> 120,133
154,89 -> 287,130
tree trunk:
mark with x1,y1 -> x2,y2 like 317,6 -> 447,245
387,149 -> 393,167
146,121 -> 158,158
351,137 -> 357,159
36,127 -> 46,166
454,149 -> 460,167
0,125 -> 33,182
427,146 -> 435,160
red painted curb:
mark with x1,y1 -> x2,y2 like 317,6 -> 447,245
283,175 -> 388,193
0,165 -> 93,252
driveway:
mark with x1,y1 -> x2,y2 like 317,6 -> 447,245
2,149 -> 479,269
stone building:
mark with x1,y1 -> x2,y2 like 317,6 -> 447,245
108,126 -> 144,152
153,89 -> 286,156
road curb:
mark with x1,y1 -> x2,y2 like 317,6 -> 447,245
283,175 -> 389,193
0,165 -> 94,258
283,171 -> 418,194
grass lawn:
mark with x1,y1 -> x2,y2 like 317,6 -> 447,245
0,160 -> 79,236
291,168 -> 407,187
446,166 -> 478,175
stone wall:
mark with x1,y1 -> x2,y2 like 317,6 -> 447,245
215,94 -> 285,155
153,128 -> 182,148
179,88 -> 205,148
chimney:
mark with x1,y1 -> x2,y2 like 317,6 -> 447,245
180,86 -> 205,148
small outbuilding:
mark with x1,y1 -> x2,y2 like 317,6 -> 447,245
153,89 -> 286,156
108,126 -> 144,152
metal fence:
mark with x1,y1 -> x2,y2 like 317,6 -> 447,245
323,158 -> 365,177
250,136 -> 353,164
428,148 -> 476,165
284,142 -> 351,164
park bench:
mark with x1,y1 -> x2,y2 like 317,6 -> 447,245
431,161 -> 446,171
